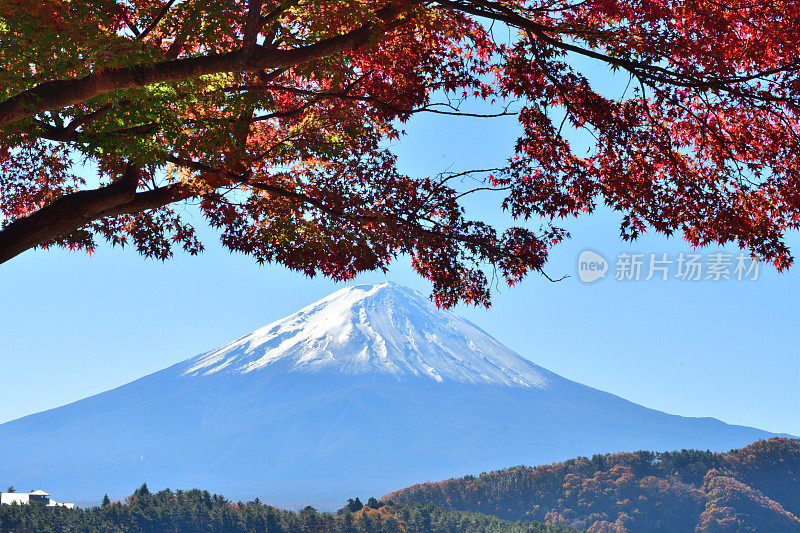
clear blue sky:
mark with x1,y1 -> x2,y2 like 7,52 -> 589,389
1,89 -> 798,438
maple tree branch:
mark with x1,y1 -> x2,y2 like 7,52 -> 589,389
136,0 -> 178,41
434,0 -> 800,103
166,157 -> 546,272
96,182 -> 192,217
31,104 -> 116,141
65,104 -> 114,132
247,85 -> 515,118
243,0 -> 265,49
32,121 -> 159,143
0,165 -> 148,263
260,1 -> 293,30
115,4 -> 142,38
144,155 -> 559,285
0,6 -> 404,128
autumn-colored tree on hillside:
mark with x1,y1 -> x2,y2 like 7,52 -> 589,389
384,438 -> 800,532
1,0 -> 799,305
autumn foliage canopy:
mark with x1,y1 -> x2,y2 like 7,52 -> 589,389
1,0 -> 798,305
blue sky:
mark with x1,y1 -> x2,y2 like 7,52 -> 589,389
1,89 -> 798,438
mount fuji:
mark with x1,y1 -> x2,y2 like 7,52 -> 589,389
0,282 -> 780,507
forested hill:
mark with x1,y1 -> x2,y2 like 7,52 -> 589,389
0,485 -> 578,533
384,438 -> 800,532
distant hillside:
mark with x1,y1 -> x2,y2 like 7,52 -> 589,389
384,438 -> 800,532
0,485 -> 578,533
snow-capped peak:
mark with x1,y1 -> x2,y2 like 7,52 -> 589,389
181,282 -> 552,388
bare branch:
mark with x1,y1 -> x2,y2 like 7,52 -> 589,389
136,0 -> 178,41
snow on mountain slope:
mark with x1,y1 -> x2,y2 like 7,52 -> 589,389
182,282 -> 551,388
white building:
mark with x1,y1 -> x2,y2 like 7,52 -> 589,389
0,490 -> 74,509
